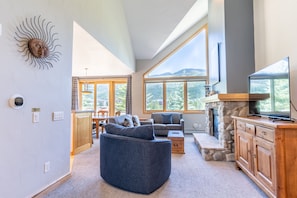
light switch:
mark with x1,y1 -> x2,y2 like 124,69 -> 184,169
32,112 -> 39,123
53,111 -> 64,121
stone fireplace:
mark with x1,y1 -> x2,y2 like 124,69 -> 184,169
194,94 -> 249,161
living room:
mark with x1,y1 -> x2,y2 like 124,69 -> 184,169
1,0 -> 297,197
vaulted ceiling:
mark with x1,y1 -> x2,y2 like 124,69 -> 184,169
72,0 -> 208,77
122,0 -> 207,60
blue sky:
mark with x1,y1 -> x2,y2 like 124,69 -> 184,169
148,28 -> 207,76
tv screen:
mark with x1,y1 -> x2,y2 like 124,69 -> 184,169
248,57 -> 291,120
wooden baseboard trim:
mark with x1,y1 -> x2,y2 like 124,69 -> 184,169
32,173 -> 72,197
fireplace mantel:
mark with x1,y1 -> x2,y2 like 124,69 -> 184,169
202,93 -> 249,103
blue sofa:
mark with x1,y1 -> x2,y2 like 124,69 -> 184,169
100,123 -> 171,194
151,112 -> 184,136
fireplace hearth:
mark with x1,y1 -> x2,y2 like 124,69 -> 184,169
194,93 -> 249,161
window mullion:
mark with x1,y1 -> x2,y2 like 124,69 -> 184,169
163,82 -> 166,111
184,81 -> 188,111
94,83 -> 97,112
110,82 -> 115,116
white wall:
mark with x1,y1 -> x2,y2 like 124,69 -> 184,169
253,0 -> 297,120
71,0 -> 135,76
133,16 -> 208,132
0,0 -> 134,197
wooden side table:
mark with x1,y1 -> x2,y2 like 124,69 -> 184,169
167,131 -> 184,154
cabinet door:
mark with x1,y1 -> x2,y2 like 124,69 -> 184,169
72,113 -> 92,154
76,114 -> 92,147
236,130 -> 253,172
253,137 -> 276,193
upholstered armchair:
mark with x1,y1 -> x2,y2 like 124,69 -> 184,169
100,124 -> 171,194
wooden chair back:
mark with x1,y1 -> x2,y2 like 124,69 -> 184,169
115,111 -> 121,116
97,110 -> 109,117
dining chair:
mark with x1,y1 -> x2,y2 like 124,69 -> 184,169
115,111 -> 121,116
97,110 -> 109,133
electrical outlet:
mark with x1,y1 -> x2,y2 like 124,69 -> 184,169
44,161 -> 50,173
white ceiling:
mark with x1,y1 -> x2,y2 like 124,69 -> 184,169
72,0 -> 208,77
122,0 -> 208,60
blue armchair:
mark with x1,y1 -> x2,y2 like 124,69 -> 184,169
100,124 -> 171,194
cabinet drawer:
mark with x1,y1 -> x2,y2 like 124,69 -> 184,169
245,123 -> 255,135
172,140 -> 184,149
171,139 -> 184,154
236,120 -> 246,130
256,126 -> 274,142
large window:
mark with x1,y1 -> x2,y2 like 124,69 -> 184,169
187,81 -> 206,110
144,26 -> 208,113
96,84 -> 109,111
145,83 -> 163,111
79,79 -> 127,115
81,84 -> 94,110
166,82 -> 184,111
114,83 -> 127,114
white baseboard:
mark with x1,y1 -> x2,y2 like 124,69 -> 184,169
31,172 -> 71,198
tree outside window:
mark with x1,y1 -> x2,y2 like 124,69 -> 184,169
187,81 -> 206,110
96,84 -> 109,111
166,82 -> 184,111
145,83 -> 163,111
115,83 -> 127,114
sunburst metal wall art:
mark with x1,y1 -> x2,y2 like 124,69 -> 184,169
14,15 -> 62,69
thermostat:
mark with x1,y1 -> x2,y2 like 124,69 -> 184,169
9,94 -> 24,109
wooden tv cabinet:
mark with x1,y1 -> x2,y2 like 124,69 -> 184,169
232,116 -> 297,198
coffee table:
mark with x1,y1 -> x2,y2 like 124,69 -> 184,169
167,130 -> 184,154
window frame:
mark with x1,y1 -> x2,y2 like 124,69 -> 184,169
143,25 -> 208,114
79,78 -> 127,116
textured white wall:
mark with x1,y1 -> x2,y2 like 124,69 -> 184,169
0,0 -> 134,197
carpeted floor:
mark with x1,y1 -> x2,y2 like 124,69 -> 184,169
38,134 -> 268,198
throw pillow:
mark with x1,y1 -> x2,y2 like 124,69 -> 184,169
132,115 -> 141,126
162,114 -> 172,124
105,123 -> 155,140
121,115 -> 134,127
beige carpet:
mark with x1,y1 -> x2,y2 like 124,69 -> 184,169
39,134 -> 268,198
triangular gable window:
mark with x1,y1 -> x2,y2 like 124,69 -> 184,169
145,27 -> 207,79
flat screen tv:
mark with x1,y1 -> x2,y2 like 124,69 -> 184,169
248,57 -> 291,121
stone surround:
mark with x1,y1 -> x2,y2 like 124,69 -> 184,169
194,94 -> 249,161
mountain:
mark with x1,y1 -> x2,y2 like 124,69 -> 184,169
148,68 -> 206,77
